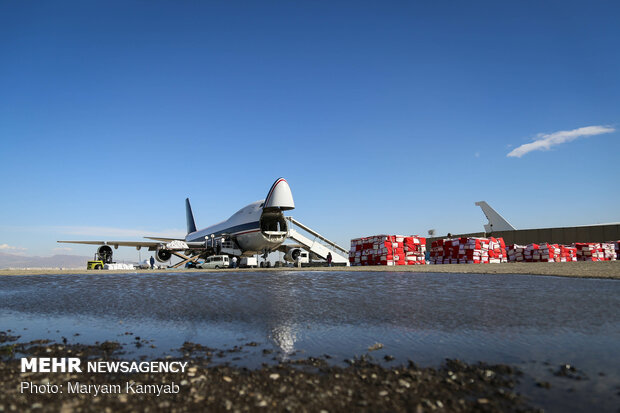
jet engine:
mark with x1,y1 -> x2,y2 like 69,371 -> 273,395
156,248 -> 172,263
284,248 -> 302,263
97,245 -> 113,264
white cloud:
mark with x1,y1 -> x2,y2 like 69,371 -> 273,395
507,125 -> 615,158
0,244 -> 27,256
53,246 -> 74,252
0,243 -> 27,251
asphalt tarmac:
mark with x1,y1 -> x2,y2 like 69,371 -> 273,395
2,260 -> 620,279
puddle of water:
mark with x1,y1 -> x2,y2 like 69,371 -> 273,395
2,271 -> 619,412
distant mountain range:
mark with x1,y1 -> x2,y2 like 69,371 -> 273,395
0,251 -> 92,269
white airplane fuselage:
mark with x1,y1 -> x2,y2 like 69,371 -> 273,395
185,178 -> 295,256
185,201 -> 286,254
56,178 -> 297,263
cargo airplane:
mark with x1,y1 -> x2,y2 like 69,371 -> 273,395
58,178 -> 297,267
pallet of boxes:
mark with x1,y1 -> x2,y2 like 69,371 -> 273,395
506,242 -> 616,262
349,235 -> 426,266
506,243 -> 578,262
575,243 -> 617,261
429,237 -> 507,264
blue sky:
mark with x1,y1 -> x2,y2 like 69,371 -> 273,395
1,1 -> 618,260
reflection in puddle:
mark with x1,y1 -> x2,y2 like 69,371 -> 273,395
271,324 -> 297,356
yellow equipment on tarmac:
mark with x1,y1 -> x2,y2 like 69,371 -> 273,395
87,245 -> 114,270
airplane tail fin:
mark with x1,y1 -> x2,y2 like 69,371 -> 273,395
185,198 -> 197,234
475,201 -> 516,232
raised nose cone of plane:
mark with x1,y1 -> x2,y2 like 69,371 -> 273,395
263,178 -> 295,211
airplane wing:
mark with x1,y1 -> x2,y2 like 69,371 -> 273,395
57,240 -> 162,248
57,240 -> 206,250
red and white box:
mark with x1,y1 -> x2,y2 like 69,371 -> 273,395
349,235 -> 426,266
575,243 -> 617,261
430,237 -> 507,265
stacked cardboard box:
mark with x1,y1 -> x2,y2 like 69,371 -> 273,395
602,243 -> 617,260
375,235 -> 406,266
349,238 -> 362,265
575,243 -> 617,261
575,243 -> 596,260
487,237 -> 508,263
538,243 -> 577,262
403,236 -> 427,265
539,243 -> 561,262
506,244 -> 526,262
349,235 -> 426,266
523,244 -> 539,262
351,237 -> 616,265
519,243 -> 577,262
429,239 -> 446,264
559,246 -> 578,262
610,241 -> 619,260
429,237 -> 507,264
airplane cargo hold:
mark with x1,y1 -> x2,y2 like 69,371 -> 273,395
349,235 -> 426,266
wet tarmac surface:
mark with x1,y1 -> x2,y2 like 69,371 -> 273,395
2,271 -> 620,412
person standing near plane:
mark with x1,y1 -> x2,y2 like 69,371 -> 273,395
231,256 -> 238,268
327,252 -> 332,267
149,256 -> 155,269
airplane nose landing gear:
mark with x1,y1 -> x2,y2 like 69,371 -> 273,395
259,249 -> 272,268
